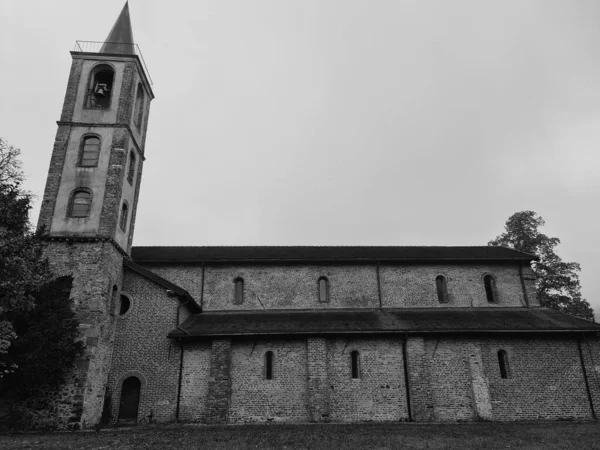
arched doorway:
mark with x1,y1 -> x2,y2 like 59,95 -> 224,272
118,377 -> 141,424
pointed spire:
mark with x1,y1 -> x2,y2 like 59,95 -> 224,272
100,2 -> 135,55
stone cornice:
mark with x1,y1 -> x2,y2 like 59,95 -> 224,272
43,234 -> 129,257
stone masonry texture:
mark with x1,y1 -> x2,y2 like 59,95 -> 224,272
140,262 -> 535,311
35,46 -> 153,429
104,261 -> 598,425
34,19 -> 600,429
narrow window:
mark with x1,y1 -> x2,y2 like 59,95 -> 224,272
484,274 -> 497,303
234,278 -> 244,304
127,151 -> 136,184
119,295 -> 131,315
351,351 -> 360,379
79,136 -> 100,167
498,350 -> 510,379
436,275 -> 449,303
110,285 -> 118,316
318,277 -> 329,303
89,64 -> 115,108
265,351 -> 274,380
134,84 -> 145,129
120,202 -> 128,231
69,189 -> 92,218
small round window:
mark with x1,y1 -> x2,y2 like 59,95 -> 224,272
119,295 -> 131,315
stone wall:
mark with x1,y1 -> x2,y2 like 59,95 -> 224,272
327,337 -> 408,422
107,263 -> 597,425
108,270 -> 182,424
159,333 -> 597,424
37,240 -> 123,429
229,338 -> 308,424
141,262 -> 535,310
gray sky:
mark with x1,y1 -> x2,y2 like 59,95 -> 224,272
2,0 -> 599,316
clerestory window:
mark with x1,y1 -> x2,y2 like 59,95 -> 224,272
484,274 -> 497,303
436,275 -> 449,303
234,278 -> 244,305
318,277 -> 329,303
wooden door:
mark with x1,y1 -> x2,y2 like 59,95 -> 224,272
118,377 -> 141,424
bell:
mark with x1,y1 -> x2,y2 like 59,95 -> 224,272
94,83 -> 108,98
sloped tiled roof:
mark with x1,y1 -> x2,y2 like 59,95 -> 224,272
123,258 -> 201,312
132,246 -> 537,264
168,307 -> 599,339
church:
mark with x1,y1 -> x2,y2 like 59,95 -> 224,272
37,3 -> 600,429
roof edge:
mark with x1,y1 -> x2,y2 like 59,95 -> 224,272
123,258 -> 201,312
168,329 -> 599,339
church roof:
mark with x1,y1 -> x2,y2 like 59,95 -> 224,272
131,246 -> 538,263
168,307 -> 600,339
100,2 -> 135,55
123,258 -> 201,312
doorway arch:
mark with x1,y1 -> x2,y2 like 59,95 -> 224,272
118,376 -> 141,424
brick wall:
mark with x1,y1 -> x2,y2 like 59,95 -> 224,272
178,342 -> 211,422
328,337 -> 408,422
406,337 -> 434,421
205,339 -> 232,424
140,262 -> 532,311
229,338 -> 308,423
478,336 -> 593,420
108,270 -> 182,424
380,263 -> 530,308
307,337 -> 329,422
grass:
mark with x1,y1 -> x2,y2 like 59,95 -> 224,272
0,421 -> 599,449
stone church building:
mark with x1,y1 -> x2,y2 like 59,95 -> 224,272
37,3 -> 600,429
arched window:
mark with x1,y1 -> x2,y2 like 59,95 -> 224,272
120,202 -> 129,231
498,350 -> 510,379
351,350 -> 360,379
120,295 -> 131,315
127,151 -> 136,184
265,351 -> 274,380
79,136 -> 100,167
118,376 -> 141,424
484,274 -> 497,303
318,277 -> 329,303
436,275 -> 449,303
110,285 -> 118,316
88,64 -> 115,109
69,189 -> 92,218
134,83 -> 145,129
234,278 -> 244,305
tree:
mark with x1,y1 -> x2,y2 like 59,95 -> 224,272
0,138 -> 53,380
489,211 -> 594,321
0,137 -> 24,186
3,276 -> 83,397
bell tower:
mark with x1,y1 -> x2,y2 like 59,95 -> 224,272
37,2 -> 154,429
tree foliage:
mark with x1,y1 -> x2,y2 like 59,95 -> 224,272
3,276 -> 83,396
0,139 -> 54,380
489,211 -> 594,321
0,137 -> 24,186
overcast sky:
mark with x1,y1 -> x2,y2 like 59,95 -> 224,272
2,0 -> 599,315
